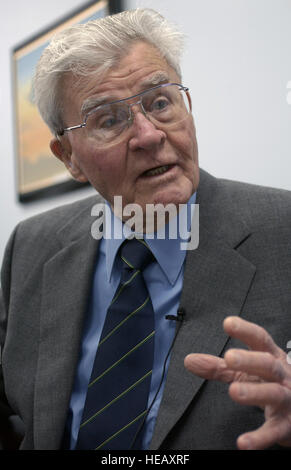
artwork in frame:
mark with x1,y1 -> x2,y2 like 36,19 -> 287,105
12,0 -> 124,203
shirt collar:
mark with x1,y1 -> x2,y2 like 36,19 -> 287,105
104,192 -> 196,286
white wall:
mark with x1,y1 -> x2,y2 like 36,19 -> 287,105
128,0 -> 291,190
1,0 -> 291,263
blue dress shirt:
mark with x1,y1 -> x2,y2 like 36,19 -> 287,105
65,193 -> 196,449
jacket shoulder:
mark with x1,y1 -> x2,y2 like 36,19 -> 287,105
4,194 -> 102,272
199,169 -> 291,230
19,194 -> 101,233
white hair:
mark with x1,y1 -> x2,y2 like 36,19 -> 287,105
33,8 -> 185,135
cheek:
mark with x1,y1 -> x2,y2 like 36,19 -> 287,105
167,120 -> 199,193
170,123 -> 198,168
73,142 -> 128,193
184,118 -> 198,160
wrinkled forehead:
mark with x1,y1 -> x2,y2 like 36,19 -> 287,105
61,41 -> 179,120
80,71 -> 173,115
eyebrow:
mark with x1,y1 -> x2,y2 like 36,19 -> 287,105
80,71 -> 171,116
139,71 -> 170,88
81,95 -> 111,116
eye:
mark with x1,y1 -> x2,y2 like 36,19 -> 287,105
151,96 -> 170,112
101,106 -> 129,129
99,115 -> 118,129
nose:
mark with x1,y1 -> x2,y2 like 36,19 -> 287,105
128,110 -> 166,151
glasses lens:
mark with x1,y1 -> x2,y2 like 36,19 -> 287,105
142,84 -> 190,126
85,103 -> 129,143
85,84 -> 191,145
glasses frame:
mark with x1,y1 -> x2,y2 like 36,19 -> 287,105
58,82 -> 190,136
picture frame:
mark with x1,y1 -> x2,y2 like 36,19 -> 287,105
12,0 -> 124,203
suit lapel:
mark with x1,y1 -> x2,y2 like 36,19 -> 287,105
33,198 -> 101,449
150,170 -> 256,449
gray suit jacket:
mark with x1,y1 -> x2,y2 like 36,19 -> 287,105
1,169 -> 291,450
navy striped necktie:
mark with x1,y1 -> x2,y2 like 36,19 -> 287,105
75,238 -> 156,450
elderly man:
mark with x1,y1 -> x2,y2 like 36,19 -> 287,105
1,9 -> 291,451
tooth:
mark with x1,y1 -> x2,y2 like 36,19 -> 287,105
146,165 -> 169,176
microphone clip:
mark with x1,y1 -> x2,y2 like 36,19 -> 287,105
165,308 -> 186,322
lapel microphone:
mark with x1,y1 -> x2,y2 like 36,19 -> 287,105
165,308 -> 186,322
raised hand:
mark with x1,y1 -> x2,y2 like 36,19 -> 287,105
184,316 -> 291,450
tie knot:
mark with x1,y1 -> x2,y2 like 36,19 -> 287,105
120,238 -> 155,272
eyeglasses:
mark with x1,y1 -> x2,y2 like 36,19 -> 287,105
58,83 -> 191,147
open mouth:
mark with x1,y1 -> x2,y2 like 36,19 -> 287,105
142,164 -> 173,177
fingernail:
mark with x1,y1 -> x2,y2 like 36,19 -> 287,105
238,384 -> 247,398
241,436 -> 252,450
225,316 -> 239,331
231,318 -> 239,331
229,351 -> 241,366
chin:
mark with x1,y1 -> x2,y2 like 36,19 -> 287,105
153,189 -> 194,208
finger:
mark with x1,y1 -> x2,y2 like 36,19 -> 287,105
223,316 -> 282,357
237,418 -> 291,450
229,381 -> 290,408
224,349 -> 285,382
184,353 -> 237,383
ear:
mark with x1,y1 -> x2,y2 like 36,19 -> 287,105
50,137 -> 88,183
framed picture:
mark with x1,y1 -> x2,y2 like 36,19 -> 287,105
12,0 -> 124,203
